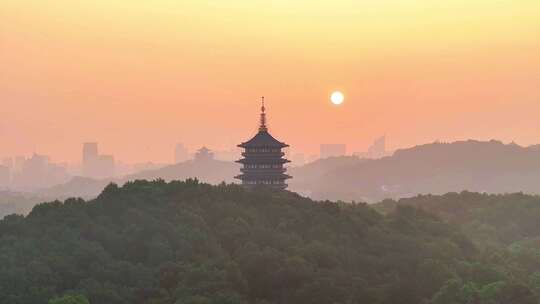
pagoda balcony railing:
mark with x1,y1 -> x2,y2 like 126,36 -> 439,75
241,151 -> 285,158
240,167 -> 286,173
237,158 -> 290,164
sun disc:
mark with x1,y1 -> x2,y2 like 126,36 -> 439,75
331,91 -> 344,105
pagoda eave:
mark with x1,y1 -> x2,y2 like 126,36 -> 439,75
238,143 -> 289,149
236,158 -> 290,164
235,173 -> 292,180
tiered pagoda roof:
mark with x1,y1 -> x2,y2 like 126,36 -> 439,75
238,130 -> 289,148
235,97 -> 291,190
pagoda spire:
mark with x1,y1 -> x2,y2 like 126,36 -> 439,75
259,96 -> 267,132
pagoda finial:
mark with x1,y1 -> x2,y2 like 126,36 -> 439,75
259,96 -> 267,131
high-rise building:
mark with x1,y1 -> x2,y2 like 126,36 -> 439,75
235,97 -> 291,190
367,136 -> 386,158
83,142 -> 99,163
320,144 -> 346,159
2,157 -> 13,169
354,136 -> 387,159
174,143 -> 189,163
82,142 -> 115,178
11,153 -> 68,190
14,156 -> 26,172
0,165 -> 10,188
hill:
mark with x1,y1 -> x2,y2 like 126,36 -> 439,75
24,139 -> 540,209
0,191 -> 49,219
292,140 -> 540,202
288,156 -> 367,197
4,180 -> 531,304
126,158 -> 238,184
377,191 -> 540,249
37,159 -> 239,199
38,177 -> 112,200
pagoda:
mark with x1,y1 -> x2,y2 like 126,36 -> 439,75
194,146 -> 214,162
235,97 -> 291,190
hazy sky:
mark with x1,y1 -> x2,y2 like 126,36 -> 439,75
1,0 -> 539,163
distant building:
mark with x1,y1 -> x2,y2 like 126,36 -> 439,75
83,142 -> 98,164
2,157 -> 13,169
11,153 -> 69,190
367,136 -> 386,158
235,97 -> 291,190
354,136 -> 387,159
82,142 -> 115,178
320,144 -> 346,159
174,143 -> 189,163
14,156 -> 26,172
0,165 -> 10,188
194,147 -> 214,162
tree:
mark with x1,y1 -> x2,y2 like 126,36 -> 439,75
48,294 -> 90,304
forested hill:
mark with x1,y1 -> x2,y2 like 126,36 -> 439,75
377,191 -> 540,248
1,180 -> 539,304
292,140 -> 540,202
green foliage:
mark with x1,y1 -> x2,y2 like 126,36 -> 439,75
379,191 -> 540,303
377,191 -> 540,247
48,294 -> 89,304
2,181 -> 540,303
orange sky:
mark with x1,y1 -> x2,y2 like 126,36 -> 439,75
1,0 -> 539,163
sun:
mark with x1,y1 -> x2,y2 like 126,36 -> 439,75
330,91 -> 344,105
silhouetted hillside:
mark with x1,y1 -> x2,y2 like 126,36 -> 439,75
31,140 -> 540,205
0,180 -> 486,304
288,156 -> 367,197
292,140 -> 540,202
38,176 -> 111,199
126,158 -> 238,184
38,159 -> 239,199
0,191 -> 47,218
377,191 -> 540,248
3,181 -> 540,303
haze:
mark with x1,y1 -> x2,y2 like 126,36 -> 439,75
1,0 -> 539,163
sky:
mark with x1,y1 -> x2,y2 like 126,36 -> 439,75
1,0 -> 539,163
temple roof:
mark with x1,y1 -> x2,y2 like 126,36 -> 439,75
238,130 -> 289,148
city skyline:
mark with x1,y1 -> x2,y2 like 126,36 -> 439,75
0,135 -> 390,167
2,1 -> 539,163
0,133 -> 394,190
